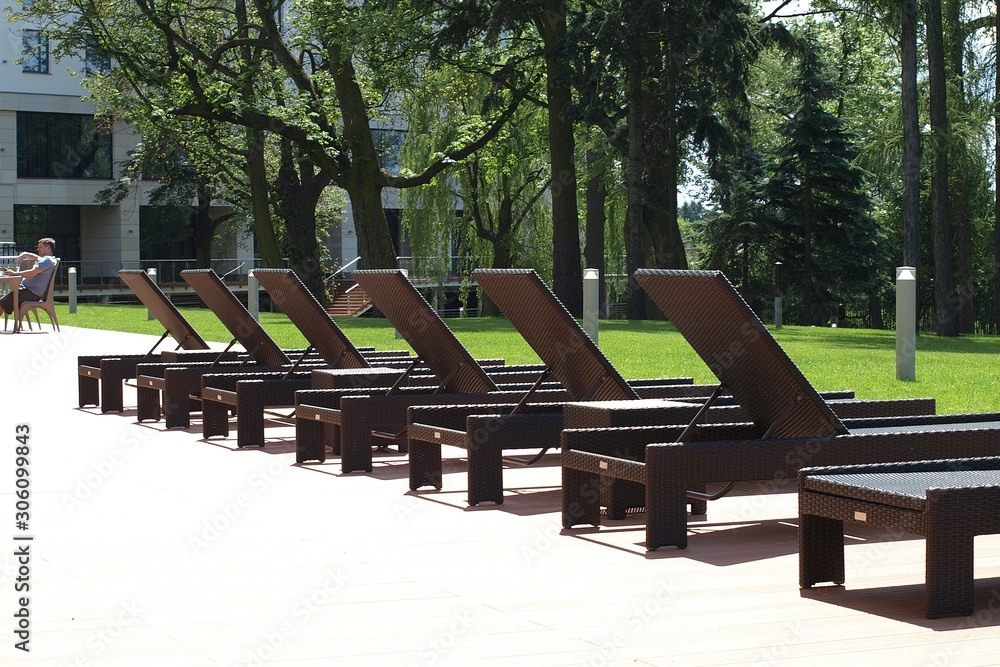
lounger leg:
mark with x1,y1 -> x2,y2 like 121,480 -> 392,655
163,374 -> 197,429
341,409 -> 374,473
202,396 -> 231,439
100,372 -> 125,413
467,435 -> 503,506
605,479 -> 645,520
296,418 -> 328,463
236,384 -> 266,448
688,483 -> 708,516
645,482 -> 689,550
409,439 -> 442,491
562,468 -> 601,528
79,374 -> 100,408
926,498 -> 975,618
798,514 -> 845,588
136,385 -> 161,422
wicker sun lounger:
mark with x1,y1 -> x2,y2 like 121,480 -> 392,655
403,268 -> 925,507
78,269 -> 236,413
198,268 -> 418,447
560,269 -> 994,550
293,268 -> 598,469
134,269 -> 329,428
404,268 -> 756,506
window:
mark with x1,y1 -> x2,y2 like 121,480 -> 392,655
21,29 -> 49,74
140,206 -> 196,260
14,205 -> 81,264
373,129 -> 406,174
17,112 -> 113,179
84,46 -> 112,75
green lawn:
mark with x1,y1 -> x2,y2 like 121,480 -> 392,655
51,302 -> 1000,415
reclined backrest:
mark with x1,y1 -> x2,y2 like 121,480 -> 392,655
353,270 -> 498,394
473,269 -> 639,402
181,269 -> 289,366
118,269 -> 210,350
634,269 -> 847,438
252,268 -> 368,369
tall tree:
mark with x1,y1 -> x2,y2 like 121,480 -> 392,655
925,0 -> 960,335
23,0 -> 523,291
767,31 -> 879,325
901,0 -> 922,273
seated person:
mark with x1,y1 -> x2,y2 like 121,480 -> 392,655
0,238 -> 59,316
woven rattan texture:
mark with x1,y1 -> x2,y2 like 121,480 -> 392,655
118,269 -> 210,350
473,269 -> 638,402
353,270 -> 497,394
634,269 -> 846,439
252,268 -> 369,369
181,269 -> 289,366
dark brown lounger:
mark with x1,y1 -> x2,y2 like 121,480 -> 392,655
561,269 -> 994,550
77,269 -> 228,413
199,268 -> 412,447
135,269 -> 312,428
293,269 -> 590,470
404,268 -> 740,505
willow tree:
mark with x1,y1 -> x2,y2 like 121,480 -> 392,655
400,60 -> 552,314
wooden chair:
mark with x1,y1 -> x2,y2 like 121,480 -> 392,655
9,258 -> 60,332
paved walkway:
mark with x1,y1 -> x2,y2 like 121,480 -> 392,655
1,326 -> 998,666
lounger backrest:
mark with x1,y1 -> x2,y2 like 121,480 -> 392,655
251,269 -> 368,369
635,269 -> 847,438
118,269 -> 210,350
180,269 -> 290,366
473,269 -> 639,402
353,270 -> 498,393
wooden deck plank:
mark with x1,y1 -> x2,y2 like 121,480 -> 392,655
1,326 -> 998,665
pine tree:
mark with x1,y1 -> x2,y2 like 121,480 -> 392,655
766,30 -> 879,326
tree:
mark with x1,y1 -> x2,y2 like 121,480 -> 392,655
22,0 -> 525,295
766,30 -> 880,325
565,0 -> 760,318
925,0 -> 960,335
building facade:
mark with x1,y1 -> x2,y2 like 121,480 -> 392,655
0,17 -> 251,288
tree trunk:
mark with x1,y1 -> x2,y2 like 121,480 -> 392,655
901,0 -> 921,272
247,128 -> 282,267
329,47 -> 398,270
625,53 -> 647,321
277,139 -> 332,303
537,1 -> 582,317
996,0 -> 1000,333
946,0 -> 974,333
585,149 -> 607,318
802,162 -> 814,325
194,189 -> 220,269
926,0 -> 959,336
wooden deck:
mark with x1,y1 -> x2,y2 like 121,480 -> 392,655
2,326 -> 999,666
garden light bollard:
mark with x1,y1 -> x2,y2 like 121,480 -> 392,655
583,267 -> 599,345
248,271 -> 259,321
147,268 -> 157,320
68,267 -> 77,314
896,266 -> 916,381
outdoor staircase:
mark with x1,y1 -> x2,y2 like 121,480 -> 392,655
326,278 -> 374,317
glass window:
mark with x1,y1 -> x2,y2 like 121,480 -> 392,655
14,205 -> 81,264
84,46 -> 112,75
21,29 -> 49,74
373,129 -> 406,174
17,112 -> 113,179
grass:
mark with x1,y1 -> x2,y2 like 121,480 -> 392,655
49,302 -> 1000,415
